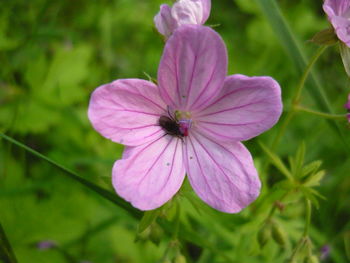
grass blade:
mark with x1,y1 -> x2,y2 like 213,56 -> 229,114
0,222 -> 17,263
0,132 -> 142,219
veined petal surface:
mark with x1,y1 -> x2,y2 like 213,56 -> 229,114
201,0 -> 211,23
195,75 -> 282,142
323,0 -> 350,16
158,25 -> 227,112
113,136 -> 185,210
172,0 -> 205,25
184,131 -> 261,213
154,4 -> 176,38
323,0 -> 350,47
88,79 -> 166,146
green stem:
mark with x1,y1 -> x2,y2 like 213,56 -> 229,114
267,190 -> 291,220
172,200 -> 181,240
303,199 -> 312,237
293,46 -> 328,105
288,237 -> 308,263
0,132 -> 142,219
296,105 -> 347,120
0,221 -> 18,263
271,45 -> 328,150
1,132 -> 234,261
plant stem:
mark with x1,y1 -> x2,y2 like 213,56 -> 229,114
293,46 -> 328,105
267,190 -> 291,220
271,45 -> 328,150
172,200 -> 181,240
0,132 -> 142,219
303,199 -> 312,237
0,221 -> 18,263
296,105 -> 347,120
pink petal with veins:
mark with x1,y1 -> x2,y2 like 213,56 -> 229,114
88,79 -> 167,146
154,4 -> 176,38
113,136 -> 185,210
323,0 -> 350,47
158,25 -> 227,111
154,0 -> 211,38
195,75 -> 282,142
184,131 -> 261,213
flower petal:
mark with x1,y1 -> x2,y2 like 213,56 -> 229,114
323,0 -> 350,17
158,25 -> 227,111
171,0 -> 205,26
323,0 -> 350,47
88,79 -> 167,146
331,16 -> 350,47
195,75 -> 282,142
184,131 -> 261,213
113,136 -> 185,210
201,0 -> 211,23
154,4 -> 176,38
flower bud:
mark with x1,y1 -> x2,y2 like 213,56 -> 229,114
257,223 -> 271,248
271,221 -> 287,247
154,0 -> 211,39
149,224 -> 164,246
174,254 -> 187,263
306,255 -> 320,263
36,240 -> 57,251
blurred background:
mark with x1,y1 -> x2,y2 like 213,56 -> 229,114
0,0 -> 349,262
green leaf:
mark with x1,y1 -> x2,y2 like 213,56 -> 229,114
138,209 -> 161,234
340,42 -> 350,78
294,142 -> 306,178
271,221 -> 287,247
309,28 -> 338,46
308,188 -> 326,200
259,141 -> 293,181
301,161 -> 322,178
257,223 -> 271,248
0,221 -> 17,263
301,187 -> 320,209
303,170 -> 326,187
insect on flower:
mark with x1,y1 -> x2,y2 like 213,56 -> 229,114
158,108 -> 192,139
88,25 -> 282,213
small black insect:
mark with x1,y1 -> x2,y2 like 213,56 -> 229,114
158,115 -> 184,138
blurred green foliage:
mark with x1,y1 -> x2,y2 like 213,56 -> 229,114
0,0 -> 350,262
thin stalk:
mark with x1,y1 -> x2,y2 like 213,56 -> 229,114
0,221 -> 18,263
267,190 -> 291,220
296,105 -> 347,120
303,199 -> 312,237
0,132 -> 142,219
271,45 -> 328,150
293,46 -> 329,105
172,200 -> 181,240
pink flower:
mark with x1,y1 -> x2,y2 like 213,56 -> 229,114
88,25 -> 282,213
323,0 -> 350,47
154,0 -> 211,38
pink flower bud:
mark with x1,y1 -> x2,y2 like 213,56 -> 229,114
154,0 -> 211,38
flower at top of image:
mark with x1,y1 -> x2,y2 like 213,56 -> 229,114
323,0 -> 350,47
154,0 -> 211,38
88,25 -> 282,213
